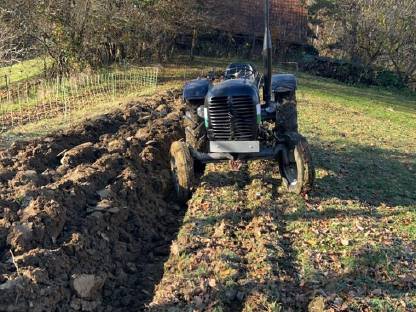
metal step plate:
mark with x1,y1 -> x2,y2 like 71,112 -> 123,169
210,141 -> 260,153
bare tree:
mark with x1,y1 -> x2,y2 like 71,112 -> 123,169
0,24 -> 24,66
308,0 -> 416,84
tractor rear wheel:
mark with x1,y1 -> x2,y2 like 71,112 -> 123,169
279,136 -> 315,194
184,104 -> 207,174
184,104 -> 207,151
170,141 -> 195,203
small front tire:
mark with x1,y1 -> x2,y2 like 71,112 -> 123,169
170,141 -> 195,203
279,136 -> 315,194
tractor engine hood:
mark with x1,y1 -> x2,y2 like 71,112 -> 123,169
206,79 -> 259,102
205,79 -> 260,142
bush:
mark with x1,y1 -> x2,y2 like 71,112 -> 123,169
374,70 -> 406,89
300,56 -> 408,89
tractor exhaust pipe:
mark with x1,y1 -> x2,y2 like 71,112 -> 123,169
263,0 -> 272,106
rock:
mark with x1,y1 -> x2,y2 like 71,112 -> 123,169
135,128 -> 150,141
61,143 -> 102,167
71,274 -> 105,299
308,296 -> 325,312
97,188 -> 111,200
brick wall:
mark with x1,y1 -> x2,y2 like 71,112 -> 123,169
206,0 -> 308,44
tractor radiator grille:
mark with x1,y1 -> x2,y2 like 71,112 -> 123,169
208,96 -> 257,140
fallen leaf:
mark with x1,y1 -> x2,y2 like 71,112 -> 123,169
208,278 -> 216,288
341,239 -> 349,246
308,296 -> 325,312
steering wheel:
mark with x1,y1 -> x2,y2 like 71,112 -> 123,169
225,68 -> 254,79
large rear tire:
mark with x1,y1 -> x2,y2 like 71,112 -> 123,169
170,141 -> 195,203
279,136 -> 315,194
184,104 -> 207,151
184,104 -> 207,174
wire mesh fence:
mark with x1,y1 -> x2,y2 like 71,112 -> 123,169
0,67 -> 158,133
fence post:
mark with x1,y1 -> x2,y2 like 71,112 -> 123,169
26,79 -> 30,123
63,76 -> 67,121
17,84 -> 21,126
112,73 -> 116,100
155,67 -> 159,89
4,75 -> 8,100
6,75 -> 10,103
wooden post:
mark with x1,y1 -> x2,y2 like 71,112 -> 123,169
6,75 -> 10,103
26,79 -> 30,123
112,73 -> 116,99
17,84 -> 21,127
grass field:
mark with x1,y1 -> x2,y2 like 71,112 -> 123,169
1,57 -> 415,310
0,57 -> 49,87
290,74 -> 415,310
150,58 -> 416,311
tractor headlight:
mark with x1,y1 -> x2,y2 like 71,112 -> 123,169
197,106 -> 205,118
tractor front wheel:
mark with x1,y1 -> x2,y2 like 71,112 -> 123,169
170,141 -> 195,203
279,136 -> 315,194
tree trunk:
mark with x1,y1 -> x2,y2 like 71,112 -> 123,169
190,29 -> 198,61
249,33 -> 256,59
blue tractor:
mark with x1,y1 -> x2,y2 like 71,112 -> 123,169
170,0 -> 315,203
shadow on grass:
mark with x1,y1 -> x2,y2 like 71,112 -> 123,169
288,140 -> 416,309
302,239 -> 416,310
310,141 -> 416,208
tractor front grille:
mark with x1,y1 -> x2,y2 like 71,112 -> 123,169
208,95 -> 257,140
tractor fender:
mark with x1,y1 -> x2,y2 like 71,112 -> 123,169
183,78 -> 211,102
272,74 -> 297,93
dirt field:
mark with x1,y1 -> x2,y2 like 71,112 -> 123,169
0,90 -> 186,311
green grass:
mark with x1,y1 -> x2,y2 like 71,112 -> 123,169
147,56 -> 415,311
1,56 -> 415,309
0,57 -> 50,87
289,66 -> 416,310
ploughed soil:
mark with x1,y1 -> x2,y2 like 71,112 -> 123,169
0,90 -> 186,311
